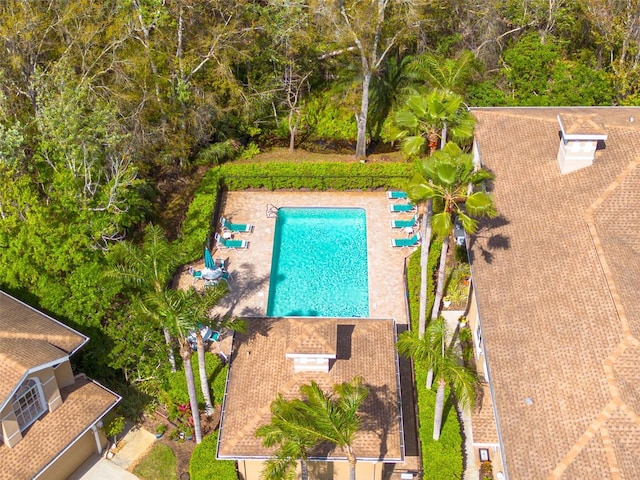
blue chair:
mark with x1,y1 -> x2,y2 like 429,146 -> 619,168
220,217 -> 253,233
391,214 -> 419,230
389,203 -> 416,214
391,233 -> 421,248
188,266 -> 203,284
387,190 -> 408,201
215,232 -> 248,250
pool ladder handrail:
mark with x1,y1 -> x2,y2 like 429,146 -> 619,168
266,204 -> 279,218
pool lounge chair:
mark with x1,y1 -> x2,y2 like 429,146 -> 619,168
387,190 -> 408,201
391,214 -> 419,230
214,232 -> 248,250
391,233 -> 421,248
220,217 -> 253,233
389,203 -> 416,214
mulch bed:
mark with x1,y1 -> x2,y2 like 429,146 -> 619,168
140,406 -> 221,477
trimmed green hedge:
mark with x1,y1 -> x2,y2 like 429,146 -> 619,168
190,430 -> 238,480
179,161 -> 413,260
406,245 -> 464,479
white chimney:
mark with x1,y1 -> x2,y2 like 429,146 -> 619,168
556,114 -> 607,174
285,320 -> 337,373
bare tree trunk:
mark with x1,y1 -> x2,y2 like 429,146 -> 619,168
180,340 -> 202,444
418,200 -> 433,338
346,446 -> 357,480
355,72 -> 371,159
163,327 -> 176,373
196,331 -> 214,416
430,235 -> 450,320
433,377 -> 446,440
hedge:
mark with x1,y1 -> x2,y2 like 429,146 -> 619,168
179,161 -> 413,260
189,430 -> 238,480
406,244 -> 464,479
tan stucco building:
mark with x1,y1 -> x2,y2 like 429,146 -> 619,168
0,291 -> 120,479
217,317 -> 405,480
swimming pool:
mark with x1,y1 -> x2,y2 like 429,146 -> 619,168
267,208 -> 369,317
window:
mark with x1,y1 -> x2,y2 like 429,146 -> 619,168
12,378 -> 45,431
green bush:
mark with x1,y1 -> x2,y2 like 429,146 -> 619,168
406,243 -> 463,479
190,430 -> 238,480
158,353 -> 226,421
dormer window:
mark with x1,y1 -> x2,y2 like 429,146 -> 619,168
12,378 -> 45,431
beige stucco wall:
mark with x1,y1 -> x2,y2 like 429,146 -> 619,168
32,367 -> 63,413
1,407 -> 22,448
54,360 -> 75,389
237,459 -> 384,480
38,427 -> 99,480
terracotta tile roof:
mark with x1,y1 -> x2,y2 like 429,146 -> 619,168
0,375 -> 120,480
217,317 -> 403,461
469,107 -> 640,478
0,291 -> 87,404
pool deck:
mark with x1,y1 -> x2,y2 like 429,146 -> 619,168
204,190 -> 416,326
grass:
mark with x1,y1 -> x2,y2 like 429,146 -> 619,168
406,246 -> 464,479
132,443 -> 177,480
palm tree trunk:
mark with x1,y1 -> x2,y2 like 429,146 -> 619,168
163,326 -> 177,373
301,459 -> 309,480
433,377 -> 446,440
346,446 -> 357,480
196,331 -> 214,416
427,234 -> 448,389
418,200 -> 433,338
180,339 -> 203,444
430,235 -> 450,320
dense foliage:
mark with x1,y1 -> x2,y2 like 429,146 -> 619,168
190,431 -> 238,480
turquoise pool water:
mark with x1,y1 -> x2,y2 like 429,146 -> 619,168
267,208 -> 369,317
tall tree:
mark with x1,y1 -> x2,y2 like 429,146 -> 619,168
312,0 -> 417,159
387,90 -> 475,339
109,224 -> 182,372
409,142 -> 495,321
396,316 -> 479,440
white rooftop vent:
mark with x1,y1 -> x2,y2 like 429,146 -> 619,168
556,114 -> 607,174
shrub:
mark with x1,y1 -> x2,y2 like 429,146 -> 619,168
190,430 -> 238,480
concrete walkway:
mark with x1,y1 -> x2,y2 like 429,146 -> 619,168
69,425 -> 156,480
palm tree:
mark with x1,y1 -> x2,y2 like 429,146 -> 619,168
412,142 -> 495,321
256,394 -> 318,480
387,90 -> 475,339
407,50 -> 479,96
109,224 -> 183,372
396,317 -> 478,440
300,378 -> 368,480
389,90 -> 475,155
146,287 -> 204,443
256,377 -> 368,480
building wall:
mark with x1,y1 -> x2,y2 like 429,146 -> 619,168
237,459 -> 384,480
32,367 -> 63,413
0,406 -> 22,448
54,361 -> 75,389
37,427 -> 99,480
